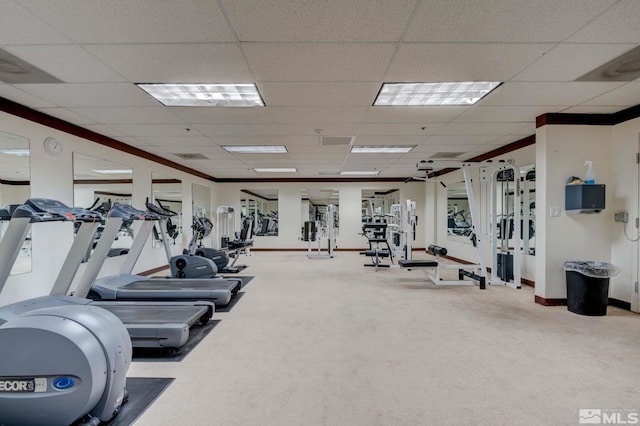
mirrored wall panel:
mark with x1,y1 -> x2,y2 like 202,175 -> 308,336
241,189 -> 278,237
73,153 -> 133,258
301,189 -> 339,239
0,131 -> 30,274
192,183 -> 212,249
152,173 -> 182,247
447,181 -> 473,244
361,189 -> 399,223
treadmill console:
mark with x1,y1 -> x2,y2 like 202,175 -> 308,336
111,202 -> 160,221
20,198 -> 85,222
145,201 -> 176,218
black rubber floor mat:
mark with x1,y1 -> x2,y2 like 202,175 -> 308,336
223,275 -> 254,288
106,377 -> 174,425
132,320 -> 220,362
215,291 -> 246,313
70,377 -> 174,425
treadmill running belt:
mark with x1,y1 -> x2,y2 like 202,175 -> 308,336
100,305 -> 207,325
124,280 -> 236,290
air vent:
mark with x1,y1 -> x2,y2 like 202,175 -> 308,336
0,48 -> 62,84
173,153 -> 209,160
576,45 -> 640,82
429,152 -> 464,159
320,136 -> 353,146
318,171 -> 340,176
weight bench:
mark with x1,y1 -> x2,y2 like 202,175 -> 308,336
398,245 -> 486,289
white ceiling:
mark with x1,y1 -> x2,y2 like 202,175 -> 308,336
0,0 -> 639,180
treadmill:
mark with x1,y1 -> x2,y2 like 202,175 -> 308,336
86,202 -> 241,306
24,198 -> 215,349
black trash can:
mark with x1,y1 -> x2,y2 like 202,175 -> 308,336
563,261 -> 620,316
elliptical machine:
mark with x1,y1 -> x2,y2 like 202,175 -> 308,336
0,199 -> 131,426
191,216 -> 230,272
145,199 -> 221,279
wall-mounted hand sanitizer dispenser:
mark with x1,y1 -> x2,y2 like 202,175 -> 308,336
565,184 -> 605,214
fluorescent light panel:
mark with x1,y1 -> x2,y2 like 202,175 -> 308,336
374,82 -> 501,106
91,169 -> 132,174
340,171 -> 380,176
351,145 -> 414,154
253,168 -> 297,173
137,83 -> 265,107
223,145 -> 287,154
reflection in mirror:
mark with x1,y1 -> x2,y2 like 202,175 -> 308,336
152,174 -> 182,248
241,189 -> 278,237
361,189 -> 399,223
521,167 -> 536,255
73,153 -> 133,258
0,131 -> 30,274
301,189 -> 339,239
447,181 -> 473,244
192,183 -> 212,250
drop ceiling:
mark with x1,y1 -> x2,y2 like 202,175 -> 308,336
0,0 -> 639,180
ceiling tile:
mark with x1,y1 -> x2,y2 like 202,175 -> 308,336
36,107 -> 96,124
405,0 -> 616,42
455,106 -> 566,123
562,105 -> 630,114
512,43 -> 638,81
0,85 -> 56,108
107,124 -> 202,138
220,0 -> 416,42
354,135 -> 428,145
580,82 -> 640,106
19,0 -> 235,43
85,43 -> 252,83
193,123 -> 285,137
358,123 -> 442,136
436,122 -> 529,136
479,82 -> 626,106
420,135 -> 496,146
243,42 -> 396,81
12,83 -> 159,107
259,82 -> 380,106
68,107 -> 184,125
0,1 -> 70,44
170,107 -> 275,124
567,0 -> 640,43
269,106 -> 368,123
387,43 -> 552,81
274,123 -> 361,137
365,106 -> 469,123
5,45 -> 126,83
81,124 -> 126,138
128,136 -> 214,147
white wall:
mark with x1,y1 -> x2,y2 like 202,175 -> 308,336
535,125 -> 614,300
610,116 -> 640,310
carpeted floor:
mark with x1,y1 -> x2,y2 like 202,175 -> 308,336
129,251 -> 640,426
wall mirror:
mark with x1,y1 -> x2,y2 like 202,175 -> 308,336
192,183 -> 212,249
0,131 -> 31,274
73,153 -> 133,258
301,189 -> 339,239
361,189 -> 399,223
241,189 -> 278,237
152,173 -> 182,248
520,167 -> 536,255
447,181 -> 473,244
